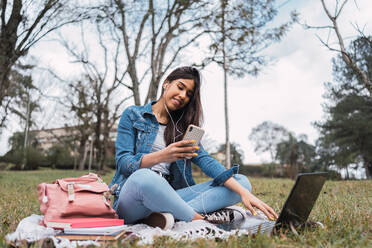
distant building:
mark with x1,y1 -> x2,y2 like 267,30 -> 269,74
29,124 -> 117,155
30,126 -> 77,151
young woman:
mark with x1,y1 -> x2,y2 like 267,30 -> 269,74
109,66 -> 277,229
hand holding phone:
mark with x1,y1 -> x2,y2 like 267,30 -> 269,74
161,125 -> 205,162
182,125 -> 204,159
182,125 -> 205,145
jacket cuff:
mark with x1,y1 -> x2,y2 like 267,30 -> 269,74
119,153 -> 144,177
211,164 -> 239,186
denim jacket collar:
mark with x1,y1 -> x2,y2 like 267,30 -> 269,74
141,101 -> 157,117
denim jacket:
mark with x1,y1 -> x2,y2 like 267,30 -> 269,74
109,101 -> 239,209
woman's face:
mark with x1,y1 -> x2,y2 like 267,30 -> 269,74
163,78 -> 195,111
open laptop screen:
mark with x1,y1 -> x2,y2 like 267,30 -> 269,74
276,172 -> 328,228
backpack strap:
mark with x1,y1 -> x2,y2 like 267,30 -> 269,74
67,182 -> 75,201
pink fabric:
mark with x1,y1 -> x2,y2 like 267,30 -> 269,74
38,173 -> 117,226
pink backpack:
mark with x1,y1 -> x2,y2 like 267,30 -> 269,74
38,173 -> 118,226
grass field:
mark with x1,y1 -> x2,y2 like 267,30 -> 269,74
0,169 -> 371,247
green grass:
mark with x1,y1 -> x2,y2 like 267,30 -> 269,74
0,170 -> 371,247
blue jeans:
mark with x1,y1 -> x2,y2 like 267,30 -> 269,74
117,168 -> 252,224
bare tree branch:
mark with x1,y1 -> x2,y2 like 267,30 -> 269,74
335,0 -> 349,19
101,0 -> 209,105
319,0 -> 372,94
316,34 -> 342,53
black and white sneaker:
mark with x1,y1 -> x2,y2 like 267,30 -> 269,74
203,207 -> 245,224
141,212 -> 175,230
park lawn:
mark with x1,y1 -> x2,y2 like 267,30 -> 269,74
0,169 -> 371,247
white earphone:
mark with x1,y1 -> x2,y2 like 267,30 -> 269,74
162,81 -> 208,214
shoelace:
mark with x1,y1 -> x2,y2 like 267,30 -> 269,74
204,209 -> 234,224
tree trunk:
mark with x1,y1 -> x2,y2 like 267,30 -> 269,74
289,144 -> 298,179
0,0 -> 22,111
78,141 -> 87,170
287,163 -> 295,180
128,66 -> 141,105
0,61 -> 12,112
88,136 -> 94,171
365,161 -> 372,179
21,90 -> 31,170
221,0 -> 231,169
73,140 -> 78,170
94,107 -> 102,169
99,126 -> 110,171
224,68 -> 230,169
145,76 -> 158,104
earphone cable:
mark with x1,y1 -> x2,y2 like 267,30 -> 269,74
163,88 -> 207,215
164,101 -> 207,215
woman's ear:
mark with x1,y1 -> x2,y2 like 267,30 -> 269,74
163,80 -> 169,90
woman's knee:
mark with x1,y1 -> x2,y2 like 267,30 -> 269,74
233,174 -> 252,192
127,168 -> 163,191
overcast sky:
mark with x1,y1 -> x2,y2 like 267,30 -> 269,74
1,0 -> 371,165
200,0 -> 372,163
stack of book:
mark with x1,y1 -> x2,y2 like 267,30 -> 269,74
47,218 -> 128,241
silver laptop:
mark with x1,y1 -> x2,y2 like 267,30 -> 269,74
218,172 -> 328,234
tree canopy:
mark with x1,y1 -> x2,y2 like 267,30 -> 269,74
315,36 -> 372,179
249,121 -> 289,162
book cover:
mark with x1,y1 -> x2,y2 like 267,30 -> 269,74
46,218 -> 124,229
56,229 -> 129,241
63,225 -> 126,235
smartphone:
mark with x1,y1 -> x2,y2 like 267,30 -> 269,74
182,124 -> 205,146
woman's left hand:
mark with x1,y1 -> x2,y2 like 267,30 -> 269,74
241,189 -> 278,221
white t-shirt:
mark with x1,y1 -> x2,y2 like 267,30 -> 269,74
151,124 -> 171,175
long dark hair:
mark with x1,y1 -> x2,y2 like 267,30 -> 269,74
160,66 -> 203,146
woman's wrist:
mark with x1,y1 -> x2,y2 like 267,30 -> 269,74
239,188 -> 251,197
224,177 -> 251,197
155,149 -> 166,164
141,151 -> 163,168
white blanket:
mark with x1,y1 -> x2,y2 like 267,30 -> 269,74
6,208 -> 265,247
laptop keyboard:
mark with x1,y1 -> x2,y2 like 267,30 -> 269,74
218,218 -> 276,234
246,220 -> 275,234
